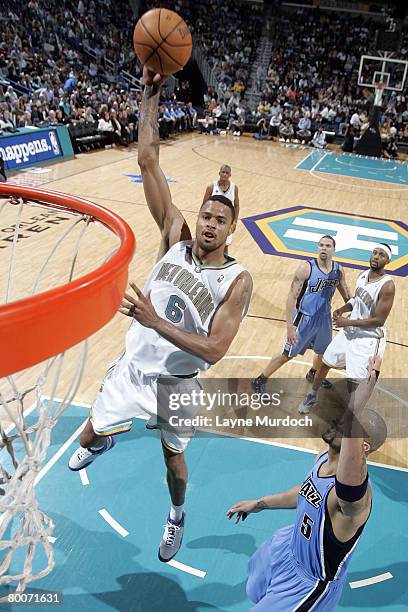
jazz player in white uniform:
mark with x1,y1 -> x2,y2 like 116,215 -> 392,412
202,164 -> 240,246
68,66 -> 253,562
299,244 -> 395,413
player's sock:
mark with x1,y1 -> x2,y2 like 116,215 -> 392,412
170,503 -> 184,524
252,374 -> 268,394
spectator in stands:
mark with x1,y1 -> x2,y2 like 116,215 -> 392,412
312,127 -> 327,149
232,114 -> 245,137
269,111 -> 282,141
254,117 -> 268,140
98,111 -> 115,145
279,120 -> 294,143
0,110 -> 17,130
186,102 -> 197,128
17,110 -> 33,127
384,137 -> 398,160
342,125 -> 355,152
350,109 -> 362,134
296,116 -> 311,144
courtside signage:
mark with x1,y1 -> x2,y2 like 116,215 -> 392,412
242,206 -> 408,276
0,130 -> 62,169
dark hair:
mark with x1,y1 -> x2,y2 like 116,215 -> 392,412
379,242 -> 391,250
202,195 -> 236,221
320,235 -> 336,247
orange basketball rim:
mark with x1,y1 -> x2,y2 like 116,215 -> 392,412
0,184 -> 135,378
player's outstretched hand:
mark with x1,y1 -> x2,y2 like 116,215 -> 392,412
349,356 -> 381,413
143,66 -> 167,92
226,499 -> 262,524
119,282 -> 160,329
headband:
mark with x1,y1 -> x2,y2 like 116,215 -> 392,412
373,244 -> 392,261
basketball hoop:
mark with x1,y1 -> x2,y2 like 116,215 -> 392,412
0,184 -> 135,593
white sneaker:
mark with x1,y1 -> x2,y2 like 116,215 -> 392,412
68,436 -> 115,471
158,513 -> 185,562
298,393 -> 317,414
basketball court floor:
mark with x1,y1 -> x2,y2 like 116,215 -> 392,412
1,134 -> 408,609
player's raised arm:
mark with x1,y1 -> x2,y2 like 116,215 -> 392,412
286,261 -> 310,345
121,271 -> 252,364
138,67 -> 191,256
329,357 -> 382,524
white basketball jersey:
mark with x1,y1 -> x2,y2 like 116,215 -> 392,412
125,241 -> 250,376
345,270 -> 392,339
211,180 -> 235,204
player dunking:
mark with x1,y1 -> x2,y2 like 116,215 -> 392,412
68,66 -> 253,562
228,356 -> 387,611
253,236 -> 351,393
298,244 -> 395,413
202,164 -> 240,246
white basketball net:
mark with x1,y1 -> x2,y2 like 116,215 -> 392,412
0,193 -> 119,593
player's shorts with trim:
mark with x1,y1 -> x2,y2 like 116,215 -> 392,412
322,329 -> 386,380
91,354 -> 201,453
247,525 -> 345,611
283,312 -> 332,358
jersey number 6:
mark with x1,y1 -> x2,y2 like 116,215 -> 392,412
165,294 -> 186,323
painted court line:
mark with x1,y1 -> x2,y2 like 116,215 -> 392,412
295,150 -> 315,169
309,152 -> 328,174
98,509 -> 129,538
79,469 -> 89,486
349,572 -> 393,589
167,559 -> 206,578
34,419 -> 88,485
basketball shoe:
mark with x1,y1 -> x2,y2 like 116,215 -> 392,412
158,513 -> 185,562
68,436 -> 115,471
298,392 -> 317,414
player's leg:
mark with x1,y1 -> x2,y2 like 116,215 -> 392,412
345,335 -> 386,381
298,330 -> 347,413
305,315 -> 333,389
157,375 -> 200,561
158,443 -> 187,562
252,314 -> 314,392
252,353 -> 291,393
68,356 -> 135,471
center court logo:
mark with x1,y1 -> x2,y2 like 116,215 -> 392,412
242,205 -> 408,276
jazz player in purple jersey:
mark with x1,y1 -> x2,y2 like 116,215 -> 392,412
253,236 -> 351,394
228,356 -> 386,611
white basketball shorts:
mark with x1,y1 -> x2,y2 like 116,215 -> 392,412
91,354 -> 201,453
322,329 -> 386,380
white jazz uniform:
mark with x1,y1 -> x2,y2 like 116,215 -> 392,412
323,270 -> 392,379
211,181 -> 236,246
91,240 -> 249,452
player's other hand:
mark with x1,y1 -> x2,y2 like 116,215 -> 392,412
143,66 -> 166,90
333,315 -> 349,328
286,325 -> 297,346
119,282 -> 160,329
226,499 -> 261,524
332,308 -> 342,320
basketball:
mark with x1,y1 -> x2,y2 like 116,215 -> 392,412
133,8 -> 192,76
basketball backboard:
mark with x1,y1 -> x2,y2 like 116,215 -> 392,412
358,54 -> 408,92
